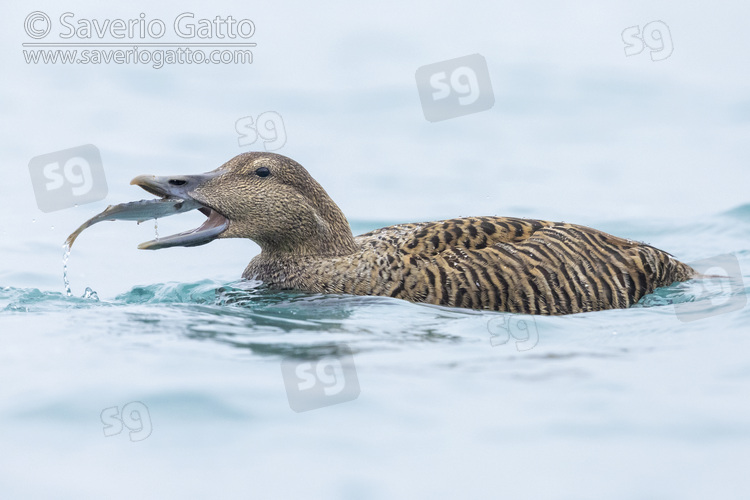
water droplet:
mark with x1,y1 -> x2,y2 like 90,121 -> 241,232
50,226 -> 55,231
32,219 -> 36,223
62,243 -> 72,297
155,218 -> 159,240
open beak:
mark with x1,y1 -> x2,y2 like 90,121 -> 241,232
130,172 -> 230,250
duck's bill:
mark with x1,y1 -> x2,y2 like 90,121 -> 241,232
130,173 -> 230,250
136,208 -> 229,250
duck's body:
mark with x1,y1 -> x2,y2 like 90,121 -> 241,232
243,216 -> 694,315
128,152 -> 696,315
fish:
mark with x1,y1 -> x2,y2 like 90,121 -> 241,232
64,198 -> 200,249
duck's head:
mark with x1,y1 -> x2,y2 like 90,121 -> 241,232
131,152 -> 356,256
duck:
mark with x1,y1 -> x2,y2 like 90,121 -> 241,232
129,152 -> 696,315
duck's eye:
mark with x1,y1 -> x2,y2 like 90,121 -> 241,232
255,167 -> 270,178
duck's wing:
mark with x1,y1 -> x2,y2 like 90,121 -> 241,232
358,217 -> 694,314
360,216 -> 555,254
500,221 -> 694,313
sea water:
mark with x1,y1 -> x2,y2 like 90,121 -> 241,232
1,209 -> 749,499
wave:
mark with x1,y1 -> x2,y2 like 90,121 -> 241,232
722,203 -> 750,219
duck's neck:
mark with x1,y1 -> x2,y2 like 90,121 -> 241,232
299,177 -> 358,257
244,222 -> 356,284
257,198 -> 358,259
307,195 -> 358,257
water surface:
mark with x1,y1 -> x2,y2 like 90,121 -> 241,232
1,209 -> 748,499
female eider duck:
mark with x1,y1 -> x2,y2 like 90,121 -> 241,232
126,152 -> 695,315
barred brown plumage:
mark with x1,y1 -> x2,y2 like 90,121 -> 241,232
129,152 -> 696,315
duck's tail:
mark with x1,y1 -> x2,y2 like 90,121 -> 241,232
675,260 -> 700,282
682,262 -> 726,280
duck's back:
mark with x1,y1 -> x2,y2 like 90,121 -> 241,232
347,216 -> 694,315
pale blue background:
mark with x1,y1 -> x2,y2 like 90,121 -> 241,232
2,0 -> 749,298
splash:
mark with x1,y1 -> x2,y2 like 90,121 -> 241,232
62,243 -> 72,297
62,242 -> 99,301
82,286 -> 99,301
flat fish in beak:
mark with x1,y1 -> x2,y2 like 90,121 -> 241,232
64,198 -> 200,249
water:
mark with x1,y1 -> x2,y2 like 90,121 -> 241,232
2,208 -> 750,499
62,243 -> 72,297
